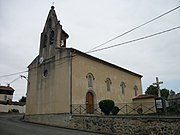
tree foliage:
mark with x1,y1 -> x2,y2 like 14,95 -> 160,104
161,88 -> 169,99
19,96 -> 26,102
169,90 -> 176,96
145,85 -> 158,96
145,85 -> 170,99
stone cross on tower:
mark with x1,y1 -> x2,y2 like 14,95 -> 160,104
153,77 -> 163,97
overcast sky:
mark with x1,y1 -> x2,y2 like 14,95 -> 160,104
0,0 -> 180,101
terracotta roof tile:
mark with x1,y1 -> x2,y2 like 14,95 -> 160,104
133,94 -> 156,100
0,86 -> 15,91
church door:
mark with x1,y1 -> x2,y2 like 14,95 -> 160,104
86,92 -> 94,114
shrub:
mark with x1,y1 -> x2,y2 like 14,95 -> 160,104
112,106 -> 120,115
167,106 -> 178,113
99,99 -> 115,115
137,108 -> 143,114
8,109 -> 19,113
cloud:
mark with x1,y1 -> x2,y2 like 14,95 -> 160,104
0,0 -> 180,100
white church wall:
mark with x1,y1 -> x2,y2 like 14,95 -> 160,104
0,104 -> 26,113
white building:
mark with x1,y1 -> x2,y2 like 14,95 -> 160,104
0,86 -> 14,103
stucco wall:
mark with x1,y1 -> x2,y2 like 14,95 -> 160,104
26,49 -> 71,115
72,54 -> 142,105
26,48 -> 142,115
132,98 -> 156,114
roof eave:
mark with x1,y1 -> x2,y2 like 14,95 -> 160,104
69,48 -> 143,78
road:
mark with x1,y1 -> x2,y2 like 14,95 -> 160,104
0,114 -> 103,135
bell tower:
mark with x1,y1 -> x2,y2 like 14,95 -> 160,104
39,6 -> 69,60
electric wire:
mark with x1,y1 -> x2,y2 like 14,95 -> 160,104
86,5 -> 180,53
0,55 -> 73,80
87,25 -> 180,53
1,23 -> 179,78
2,5 -> 180,79
1,24 -> 179,78
0,71 -> 28,78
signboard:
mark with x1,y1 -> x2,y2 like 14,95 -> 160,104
156,99 -> 163,109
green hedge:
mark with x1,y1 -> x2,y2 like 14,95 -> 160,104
112,106 -> 120,115
99,99 -> 115,115
8,109 -> 19,113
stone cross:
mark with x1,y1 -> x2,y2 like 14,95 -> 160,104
153,77 -> 163,97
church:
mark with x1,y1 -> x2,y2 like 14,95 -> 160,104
26,6 -> 142,115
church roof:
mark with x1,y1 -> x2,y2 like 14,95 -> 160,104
42,6 -> 69,38
69,48 -> 143,78
28,47 -> 142,78
28,6 -> 142,78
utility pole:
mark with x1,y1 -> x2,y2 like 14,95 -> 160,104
153,77 -> 163,97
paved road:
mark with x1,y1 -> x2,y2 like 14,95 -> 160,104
0,114 -> 103,135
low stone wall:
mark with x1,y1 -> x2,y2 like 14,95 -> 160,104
25,113 -> 71,127
0,104 -> 26,113
25,114 -> 180,135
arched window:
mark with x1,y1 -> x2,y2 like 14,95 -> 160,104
60,40 -> 64,47
49,30 -> 54,44
43,34 -> 47,48
48,18 -> 52,28
120,82 -> 126,94
105,78 -> 112,91
86,73 -> 95,88
134,85 -> 138,96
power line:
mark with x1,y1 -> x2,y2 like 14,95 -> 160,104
0,55 -> 74,79
1,27 -> 179,78
86,5 -> 180,53
87,25 -> 180,53
2,6 -> 180,78
0,71 -> 28,78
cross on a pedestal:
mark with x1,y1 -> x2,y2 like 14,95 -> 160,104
153,77 -> 163,97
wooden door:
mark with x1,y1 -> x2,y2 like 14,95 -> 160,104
86,92 -> 94,114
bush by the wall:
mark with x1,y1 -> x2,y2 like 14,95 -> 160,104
99,100 -> 115,115
112,106 -> 120,115
137,108 -> 143,114
8,109 -> 19,113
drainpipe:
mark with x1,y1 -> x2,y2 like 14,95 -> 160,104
69,50 -> 72,114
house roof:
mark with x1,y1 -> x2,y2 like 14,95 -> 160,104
0,86 -> 15,91
133,94 -> 156,100
70,48 -> 143,78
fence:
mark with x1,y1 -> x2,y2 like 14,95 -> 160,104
167,98 -> 180,114
116,102 -> 156,115
72,100 -> 180,115
72,102 -> 156,115
72,104 -> 101,114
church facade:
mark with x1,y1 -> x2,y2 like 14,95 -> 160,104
26,6 -> 142,115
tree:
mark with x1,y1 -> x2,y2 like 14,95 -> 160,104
19,96 -> 26,102
160,88 -> 169,99
145,85 -> 170,99
169,90 -> 176,96
145,85 -> 158,96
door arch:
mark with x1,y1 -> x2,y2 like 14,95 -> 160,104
86,91 -> 94,114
